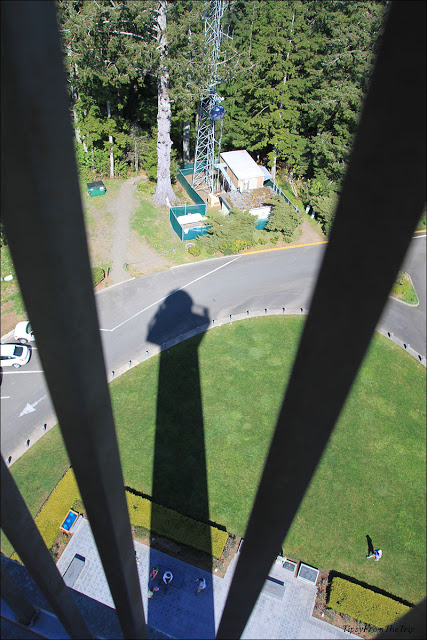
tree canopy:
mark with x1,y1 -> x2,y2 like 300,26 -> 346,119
57,0 -> 388,205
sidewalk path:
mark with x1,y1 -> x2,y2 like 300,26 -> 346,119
56,519 -> 360,639
110,178 -> 139,284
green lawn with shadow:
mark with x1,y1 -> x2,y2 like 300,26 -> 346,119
2,317 -> 425,605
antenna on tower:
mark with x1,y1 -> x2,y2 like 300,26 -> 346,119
192,0 -> 228,196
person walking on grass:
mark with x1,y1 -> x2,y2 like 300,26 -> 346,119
366,548 -> 383,561
196,577 -> 206,595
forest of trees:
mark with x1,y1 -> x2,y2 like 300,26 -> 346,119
57,0 -> 388,207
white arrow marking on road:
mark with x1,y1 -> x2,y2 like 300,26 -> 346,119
19,395 -> 47,417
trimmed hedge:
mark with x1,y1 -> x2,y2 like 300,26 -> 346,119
126,492 -> 228,558
23,469 -> 227,560
328,577 -> 411,628
92,267 -> 105,287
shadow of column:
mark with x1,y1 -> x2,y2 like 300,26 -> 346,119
146,290 -> 215,639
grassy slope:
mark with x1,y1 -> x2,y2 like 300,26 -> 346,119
2,317 -> 425,604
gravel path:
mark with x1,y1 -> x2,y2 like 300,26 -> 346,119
109,178 -> 140,284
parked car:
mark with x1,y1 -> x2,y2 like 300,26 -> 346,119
14,321 -> 34,343
1,343 -> 31,368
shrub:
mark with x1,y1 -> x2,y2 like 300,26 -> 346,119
22,467 -> 228,560
310,192 -> 339,236
265,197 -> 303,242
328,577 -> 411,628
92,267 -> 105,287
126,492 -> 228,558
201,208 -> 256,255
188,244 -> 201,257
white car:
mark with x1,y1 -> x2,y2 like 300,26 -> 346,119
14,321 -> 35,343
1,343 -> 31,368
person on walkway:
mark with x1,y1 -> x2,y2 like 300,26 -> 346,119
150,566 -> 159,581
196,577 -> 206,595
366,548 -> 383,561
147,586 -> 159,599
163,570 -> 173,593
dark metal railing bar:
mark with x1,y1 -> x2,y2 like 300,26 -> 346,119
1,3 -> 145,638
1,457 -> 90,638
217,2 -> 426,637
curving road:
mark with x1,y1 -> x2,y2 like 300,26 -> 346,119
1,235 -> 425,463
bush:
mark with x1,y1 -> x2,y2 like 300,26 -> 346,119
201,208 -> 256,255
92,267 -> 105,287
20,468 -> 228,561
328,577 -> 411,628
310,192 -> 339,236
188,244 -> 201,257
126,492 -> 228,558
265,197 -> 303,242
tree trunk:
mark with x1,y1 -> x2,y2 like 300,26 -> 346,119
183,120 -> 190,164
152,0 -> 177,207
106,100 -> 114,178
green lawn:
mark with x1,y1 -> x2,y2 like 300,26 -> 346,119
2,317 -> 425,604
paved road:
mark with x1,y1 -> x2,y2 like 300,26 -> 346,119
1,236 -> 425,463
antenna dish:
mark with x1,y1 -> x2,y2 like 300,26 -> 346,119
209,105 -> 226,121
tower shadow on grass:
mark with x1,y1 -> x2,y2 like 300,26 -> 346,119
146,290 -> 215,639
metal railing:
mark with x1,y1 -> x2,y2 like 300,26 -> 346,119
265,179 -> 299,212
1,1 -> 426,639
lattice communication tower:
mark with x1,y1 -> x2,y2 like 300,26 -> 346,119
192,0 -> 228,195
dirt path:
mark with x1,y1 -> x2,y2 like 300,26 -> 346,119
87,177 -> 171,288
109,178 -> 138,284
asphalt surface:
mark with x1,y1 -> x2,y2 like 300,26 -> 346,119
1,235 -> 425,463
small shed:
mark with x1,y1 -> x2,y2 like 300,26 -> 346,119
220,150 -> 265,192
87,181 -> 106,197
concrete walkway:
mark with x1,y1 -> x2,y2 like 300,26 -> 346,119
56,519 -> 360,639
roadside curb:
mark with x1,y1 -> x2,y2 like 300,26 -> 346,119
106,308 -> 426,388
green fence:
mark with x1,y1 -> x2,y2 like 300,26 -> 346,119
176,165 -> 205,205
169,202 -> 210,241
265,179 -> 299,212
170,163 -> 211,241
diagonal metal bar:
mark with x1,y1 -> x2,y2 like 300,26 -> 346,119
1,2 -> 146,638
217,2 -> 426,637
1,457 -> 91,638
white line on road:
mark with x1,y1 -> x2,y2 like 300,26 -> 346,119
19,395 -> 47,417
1,396 -> 11,399
100,255 -> 242,332
413,234 -> 426,239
